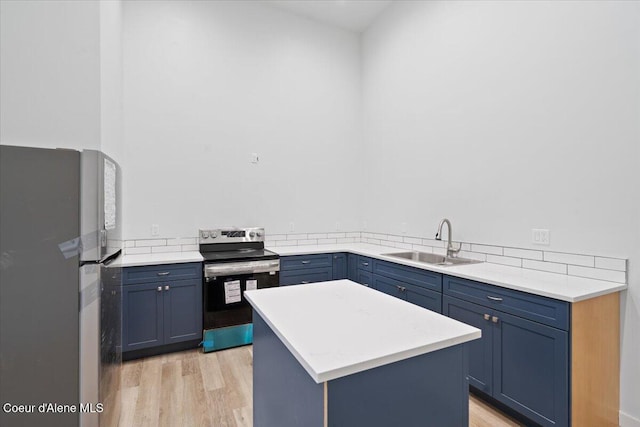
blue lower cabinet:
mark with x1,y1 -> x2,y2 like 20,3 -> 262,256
123,282 -> 164,351
443,296 -> 493,394
332,253 -> 348,280
163,279 -> 203,345
493,311 -> 568,427
356,269 -> 372,287
444,294 -> 569,427
123,263 -> 202,355
280,267 -> 333,285
373,274 -> 441,313
347,254 -> 358,281
404,283 -> 441,313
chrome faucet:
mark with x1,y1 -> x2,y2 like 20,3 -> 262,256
435,218 -> 462,258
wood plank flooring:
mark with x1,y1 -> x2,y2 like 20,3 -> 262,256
119,347 -> 523,427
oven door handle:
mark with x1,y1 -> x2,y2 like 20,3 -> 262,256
204,259 -> 280,277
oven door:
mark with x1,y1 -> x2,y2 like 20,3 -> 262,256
203,261 -> 279,330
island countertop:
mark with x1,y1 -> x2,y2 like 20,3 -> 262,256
245,279 -> 481,383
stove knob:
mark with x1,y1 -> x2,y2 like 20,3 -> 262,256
210,230 -> 218,238
249,232 -> 256,238
201,230 -> 210,239
256,231 -> 263,238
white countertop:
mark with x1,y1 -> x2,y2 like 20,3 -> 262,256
270,243 -> 627,302
245,279 -> 481,383
114,243 -> 626,302
113,251 -> 203,267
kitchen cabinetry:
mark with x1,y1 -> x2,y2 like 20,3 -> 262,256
280,253 -> 347,285
123,263 -> 202,357
371,259 -> 442,313
443,276 -> 569,427
349,254 -> 373,287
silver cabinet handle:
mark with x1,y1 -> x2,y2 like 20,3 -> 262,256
487,296 -> 503,302
492,316 -> 499,323
396,285 -> 406,292
362,262 -> 369,266
157,286 -> 162,292
301,260 -> 311,264
483,314 -> 490,321
164,285 -> 170,291
301,281 -> 310,284
157,272 -> 171,276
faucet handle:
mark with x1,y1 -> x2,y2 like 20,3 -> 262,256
449,241 -> 463,255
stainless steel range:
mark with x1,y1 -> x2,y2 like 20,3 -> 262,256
199,227 -> 279,352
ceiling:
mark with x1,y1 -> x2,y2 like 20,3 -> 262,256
265,0 -> 393,32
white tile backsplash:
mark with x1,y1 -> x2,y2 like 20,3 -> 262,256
544,252 -> 594,267
503,247 -> 543,261
122,229 -> 626,284
486,254 -> 523,268
595,257 -> 627,272
567,265 -> 626,284
523,259 -> 568,275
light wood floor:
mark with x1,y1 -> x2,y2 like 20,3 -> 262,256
120,347 -> 523,427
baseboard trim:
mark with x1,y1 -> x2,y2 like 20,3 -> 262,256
620,410 -> 640,427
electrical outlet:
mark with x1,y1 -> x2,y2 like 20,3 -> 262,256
336,222 -> 341,231
151,224 -> 160,236
289,222 -> 295,232
251,153 -> 259,164
532,229 -> 550,245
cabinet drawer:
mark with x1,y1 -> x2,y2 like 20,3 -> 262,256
357,256 -> 373,271
443,276 -> 569,330
356,270 -> 372,287
280,267 -> 333,286
280,254 -> 332,271
123,262 -> 201,285
372,259 -> 442,292
373,274 -> 441,313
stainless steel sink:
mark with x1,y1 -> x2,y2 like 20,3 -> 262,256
382,251 -> 483,267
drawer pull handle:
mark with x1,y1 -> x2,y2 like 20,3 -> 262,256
301,261 -> 311,264
491,316 -> 499,323
396,285 -> 406,292
164,285 -> 170,291
301,281 -> 310,284
157,272 -> 171,276
157,286 -> 162,292
483,314 -> 490,321
487,296 -> 503,302
362,262 -> 369,266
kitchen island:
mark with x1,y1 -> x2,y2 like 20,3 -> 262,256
245,279 -> 481,427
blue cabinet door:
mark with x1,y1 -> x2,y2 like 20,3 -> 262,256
443,296 -> 493,394
332,253 -> 347,280
347,254 -> 358,281
280,267 -> 333,286
356,270 -> 372,287
371,274 -> 406,300
404,284 -> 441,313
123,282 -> 163,352
163,279 -> 203,345
493,311 -> 568,427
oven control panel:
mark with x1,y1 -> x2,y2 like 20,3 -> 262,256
199,227 -> 265,243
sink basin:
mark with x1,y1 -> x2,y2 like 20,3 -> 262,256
382,251 -> 483,267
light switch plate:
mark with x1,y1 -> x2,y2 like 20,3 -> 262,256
532,229 -> 550,245
151,224 -> 160,236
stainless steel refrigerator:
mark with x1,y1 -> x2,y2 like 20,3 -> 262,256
0,145 -> 122,427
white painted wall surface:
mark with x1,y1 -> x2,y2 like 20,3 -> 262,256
0,0 -> 101,150
122,0 -> 361,239
361,1 -> 640,424
99,0 -> 124,165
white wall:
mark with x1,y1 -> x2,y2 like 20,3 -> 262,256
0,0 -> 101,150
100,0 -> 124,164
362,1 -> 640,424
122,0 -> 361,239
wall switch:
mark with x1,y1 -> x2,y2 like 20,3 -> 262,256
251,153 -> 259,164
151,224 -> 160,236
532,229 -> 550,245
289,222 -> 295,232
